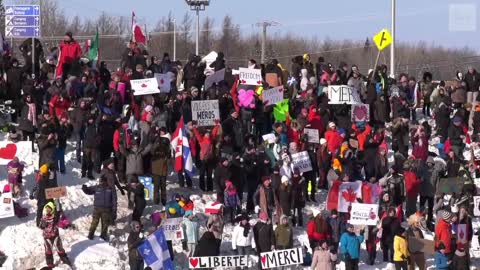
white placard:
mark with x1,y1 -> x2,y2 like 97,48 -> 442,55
192,100 -> 220,127
263,86 -> 284,106
303,128 -> 319,143
0,192 -> 14,219
349,203 -> 379,226
154,72 -> 173,93
131,78 -> 160,96
161,217 -> 184,240
188,255 -> 249,269
474,196 -> 480,216
262,133 -> 276,144
458,224 -> 467,243
0,141 -> 32,165
260,248 -> 303,269
351,104 -> 370,122
291,151 -> 312,173
239,67 -> 262,86
328,85 -> 362,104
204,68 -> 225,89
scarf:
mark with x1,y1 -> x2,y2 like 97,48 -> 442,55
27,103 -> 37,126
241,223 -> 251,237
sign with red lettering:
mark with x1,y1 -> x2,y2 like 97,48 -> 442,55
192,100 -> 220,127
260,248 -> 303,269
188,255 -> 249,269
239,67 -> 262,86
161,217 -> 184,240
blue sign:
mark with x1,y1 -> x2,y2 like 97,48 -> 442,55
5,26 -> 40,38
6,16 -> 40,27
5,5 -> 40,16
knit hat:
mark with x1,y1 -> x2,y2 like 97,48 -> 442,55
3,184 -> 10,193
442,211 -> 452,222
39,164 -> 49,175
281,176 -> 289,184
328,122 -> 336,128
259,212 -> 268,221
184,210 -> 193,217
144,105 -> 153,113
103,158 -> 115,167
346,223 -> 354,229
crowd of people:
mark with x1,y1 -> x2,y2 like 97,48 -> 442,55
0,31 -> 479,270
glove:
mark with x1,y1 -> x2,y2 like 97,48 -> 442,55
359,229 -> 365,235
82,184 -> 87,190
139,232 -> 144,239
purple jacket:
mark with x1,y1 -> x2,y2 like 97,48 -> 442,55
7,160 -> 24,185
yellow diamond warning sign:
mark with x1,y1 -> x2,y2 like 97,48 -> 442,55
373,29 -> 393,51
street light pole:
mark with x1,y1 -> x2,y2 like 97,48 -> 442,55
185,0 -> 209,56
390,0 -> 396,77
256,21 -> 279,64
196,9 -> 200,55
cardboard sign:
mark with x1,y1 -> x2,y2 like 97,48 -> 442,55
161,217 -> 184,240
373,28 -> 393,51
351,104 -> 370,122
0,141 -> 33,165
138,176 -> 153,201
189,255 -> 248,269
474,196 -> 480,216
260,248 -> 303,269
262,133 -> 276,144
327,85 -> 361,105
204,68 -> 226,89
131,78 -> 160,96
191,100 -> 220,126
239,67 -> 262,86
45,186 -> 67,200
436,177 -> 464,195
303,128 -> 319,143
263,86 -> 284,106
291,151 -> 312,173
408,238 -> 435,255
154,72 -> 173,93
0,192 -> 14,219
349,203 -> 379,226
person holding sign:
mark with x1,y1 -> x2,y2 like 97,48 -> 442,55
339,224 -> 364,270
193,121 -> 220,192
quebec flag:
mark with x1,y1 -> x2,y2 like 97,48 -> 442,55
137,228 -> 175,270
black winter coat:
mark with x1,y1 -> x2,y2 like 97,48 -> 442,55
448,124 -> 464,146
127,231 -> 143,261
194,231 -> 219,257
83,123 -> 100,149
18,103 -> 36,133
277,185 -> 292,215
253,222 -> 275,253
37,134 -> 57,167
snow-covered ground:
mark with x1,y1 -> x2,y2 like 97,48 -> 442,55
1,110 -> 480,269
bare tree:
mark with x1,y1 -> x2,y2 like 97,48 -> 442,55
200,16 -> 214,55
179,12 -> 192,57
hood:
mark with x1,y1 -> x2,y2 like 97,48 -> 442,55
426,156 -> 434,165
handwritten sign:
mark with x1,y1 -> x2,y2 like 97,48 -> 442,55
45,186 -> 67,199
0,141 -> 32,165
328,85 -> 361,105
303,128 -> 319,143
138,176 -> 153,201
131,78 -> 160,96
474,196 -> 480,216
192,100 -> 220,126
204,68 -> 225,89
0,192 -> 14,219
239,67 -> 262,86
349,203 -> 379,226
260,248 -> 303,269
189,255 -> 249,269
154,72 -> 173,93
262,133 -> 276,144
263,86 -> 284,106
161,217 -> 184,240
351,104 -> 370,122
291,151 -> 312,173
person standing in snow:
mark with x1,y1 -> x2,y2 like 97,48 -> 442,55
31,164 -> 57,227
127,220 -> 145,270
253,212 -> 275,269
39,202 -> 71,268
232,214 -> 254,258
340,224 -> 364,270
182,210 -> 199,257
125,175 -> 146,222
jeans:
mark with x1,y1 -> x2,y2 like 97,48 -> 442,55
419,196 -> 434,223
345,258 -> 359,270
82,148 -> 96,177
236,246 -> 250,256
55,147 -> 66,173
394,261 -> 408,270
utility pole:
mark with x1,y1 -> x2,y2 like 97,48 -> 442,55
390,0 -> 396,77
173,19 -> 176,61
256,21 -> 279,64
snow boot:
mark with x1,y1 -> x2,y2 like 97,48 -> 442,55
100,234 -> 109,242
60,254 -> 71,266
87,232 -> 94,240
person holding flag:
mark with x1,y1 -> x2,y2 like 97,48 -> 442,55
171,117 -> 196,188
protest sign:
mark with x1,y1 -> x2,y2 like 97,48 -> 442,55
239,67 -> 262,86
139,176 -> 153,201
45,186 -> 67,199
0,192 -> 14,219
263,86 -> 284,106
262,133 -> 276,144
260,247 -> 303,269
189,255 -> 248,269
161,217 -> 184,240
154,72 -> 173,93
351,104 -> 370,122
458,224 -> 467,243
192,100 -> 220,126
303,128 -> 319,143
204,68 -> 225,89
327,85 -> 361,104
436,177 -> 464,195
0,141 -> 32,165
131,78 -> 160,96
349,203 -> 379,226
273,99 -> 289,122
408,238 -> 435,255
291,151 -> 312,173
474,196 -> 480,216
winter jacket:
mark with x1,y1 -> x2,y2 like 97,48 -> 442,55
339,231 -> 364,259
384,173 -> 405,206
82,184 -> 117,212
420,158 -> 441,197
194,231 -> 219,257
464,70 -> 480,92
70,107 -> 88,134
324,129 -> 342,154
121,145 -> 152,176
406,227 -> 424,254
434,251 -> 450,270
37,134 -> 57,167
231,224 -> 254,249
206,214 -> 224,240
274,224 -> 293,248
307,217 -> 331,242
7,160 -> 24,185
381,216 -> 401,245
48,95 -> 71,120
253,221 -> 275,253
183,217 -> 199,244
222,116 -> 244,149
351,124 -> 371,151
113,125 -> 131,152
404,170 -> 420,199
31,171 -> 58,204
150,136 -> 171,176
326,216 -> 343,244
18,103 -> 36,133
448,124 -> 464,146
435,219 -> 452,253
411,135 -> 428,161
127,231 -> 144,261
83,123 -> 99,149
126,183 -> 146,214
393,235 -> 409,261
193,125 -> 219,161
451,249 -> 469,270
311,249 -> 337,270
277,185 -> 292,215
39,213 -> 59,239
55,40 -> 82,77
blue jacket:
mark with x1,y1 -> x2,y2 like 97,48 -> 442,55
340,232 -> 364,259
183,217 -> 199,244
434,251 -> 449,270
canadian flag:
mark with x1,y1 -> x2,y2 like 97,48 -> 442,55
327,180 -> 362,213
131,11 -> 146,44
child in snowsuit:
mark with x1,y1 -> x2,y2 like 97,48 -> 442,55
7,157 -> 24,197
39,202 -> 71,268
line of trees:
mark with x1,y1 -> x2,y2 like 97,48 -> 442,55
2,0 -> 478,80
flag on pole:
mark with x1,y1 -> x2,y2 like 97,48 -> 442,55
88,30 -> 99,62
171,117 -> 195,176
132,11 -> 146,44
137,228 -> 175,270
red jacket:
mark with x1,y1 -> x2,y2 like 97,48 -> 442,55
324,129 -> 342,154
55,40 -> 82,77
306,219 -> 330,241
404,170 -> 420,198
113,124 -> 131,152
286,115 -> 302,147
352,124 -> 371,151
411,135 -> 428,161
307,105 -> 324,137
193,125 -> 220,161
48,95 -> 71,120
435,219 -> 452,253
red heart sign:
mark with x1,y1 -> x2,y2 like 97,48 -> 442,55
160,79 -> 164,84
189,258 -> 199,268
241,80 -> 246,84
261,255 -> 266,266
278,88 -> 283,92
141,83 -> 148,88
0,143 -> 17,160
